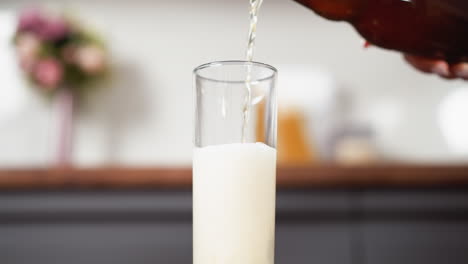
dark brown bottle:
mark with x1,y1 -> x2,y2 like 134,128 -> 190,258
294,0 -> 468,63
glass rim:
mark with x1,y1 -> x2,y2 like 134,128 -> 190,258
193,60 -> 277,84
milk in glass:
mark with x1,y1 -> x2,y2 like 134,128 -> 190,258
193,142 -> 276,264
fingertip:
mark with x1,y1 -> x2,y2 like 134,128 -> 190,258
451,64 -> 468,80
404,54 -> 449,76
431,61 -> 451,78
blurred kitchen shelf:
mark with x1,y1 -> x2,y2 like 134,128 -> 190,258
1,166 -> 468,190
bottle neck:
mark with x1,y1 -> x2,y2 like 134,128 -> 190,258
293,0 -> 365,21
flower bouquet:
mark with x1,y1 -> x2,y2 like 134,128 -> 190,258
13,8 -> 108,166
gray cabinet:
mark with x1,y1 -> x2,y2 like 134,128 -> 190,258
276,222 -> 352,264
363,222 -> 468,264
0,190 -> 467,264
1,223 -> 192,264
360,191 -> 468,264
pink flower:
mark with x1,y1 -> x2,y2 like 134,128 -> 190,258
20,56 -> 38,73
34,58 -> 63,89
76,45 -> 106,74
15,33 -> 41,72
38,15 -> 70,42
18,8 -> 45,33
18,8 -> 70,42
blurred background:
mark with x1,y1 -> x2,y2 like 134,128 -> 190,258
1,0 -> 468,264
1,0 -> 468,167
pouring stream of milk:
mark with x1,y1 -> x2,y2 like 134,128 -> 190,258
242,0 -> 264,142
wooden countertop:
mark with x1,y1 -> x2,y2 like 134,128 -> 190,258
0,166 -> 468,190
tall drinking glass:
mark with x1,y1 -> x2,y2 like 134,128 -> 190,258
193,61 -> 277,264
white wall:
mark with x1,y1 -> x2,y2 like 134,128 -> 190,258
0,0 -> 466,167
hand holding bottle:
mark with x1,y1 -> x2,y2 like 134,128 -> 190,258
293,0 -> 468,80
